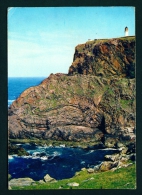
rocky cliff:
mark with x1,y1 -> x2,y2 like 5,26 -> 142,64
68,36 -> 135,78
8,36 -> 136,149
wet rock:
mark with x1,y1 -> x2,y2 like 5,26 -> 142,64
104,154 -> 120,162
120,147 -> 128,154
8,142 -> 29,156
128,153 -> 136,161
126,142 -> 136,154
116,142 -> 124,148
93,164 -> 102,171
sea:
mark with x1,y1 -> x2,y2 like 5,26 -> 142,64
8,77 -> 118,181
8,77 -> 46,107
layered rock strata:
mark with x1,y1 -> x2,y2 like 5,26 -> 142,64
8,36 -> 135,148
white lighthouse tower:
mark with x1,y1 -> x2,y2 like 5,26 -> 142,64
125,27 -> 129,36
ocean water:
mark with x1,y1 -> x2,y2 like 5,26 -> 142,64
8,77 -> 46,107
9,144 -> 118,181
8,77 -> 119,181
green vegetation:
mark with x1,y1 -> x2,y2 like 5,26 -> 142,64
120,99 -> 133,109
10,163 -> 136,190
106,88 -> 114,95
119,36 -> 135,41
9,138 -> 101,149
76,43 -> 86,52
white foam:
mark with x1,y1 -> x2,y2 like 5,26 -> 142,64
23,155 -> 32,159
98,148 -> 118,151
81,161 -> 85,164
59,144 -> 65,147
41,156 -> 48,160
31,152 -> 42,159
81,150 -> 94,156
53,151 -> 61,156
8,100 -> 15,103
8,155 -> 14,160
12,154 -> 18,157
32,152 -> 40,157
32,156 -> 40,159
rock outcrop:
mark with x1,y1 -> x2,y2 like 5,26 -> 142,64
8,141 -> 29,156
8,36 -> 136,148
68,37 -> 135,78
44,174 -> 56,183
9,178 -> 36,187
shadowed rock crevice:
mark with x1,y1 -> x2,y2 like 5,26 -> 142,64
98,116 -> 106,134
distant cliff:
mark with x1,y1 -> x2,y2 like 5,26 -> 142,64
8,36 -> 135,149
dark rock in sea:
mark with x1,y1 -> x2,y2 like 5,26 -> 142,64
129,153 -> 136,161
104,154 -> 120,162
8,36 -> 135,149
8,141 -> 29,156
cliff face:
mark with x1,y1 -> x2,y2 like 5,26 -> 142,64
68,37 -> 135,78
8,37 -> 136,148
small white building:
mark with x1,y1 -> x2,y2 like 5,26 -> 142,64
125,27 -> 129,36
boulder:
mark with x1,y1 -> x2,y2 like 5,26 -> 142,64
87,168 -> 94,173
118,162 -> 133,169
104,136 -> 118,148
9,177 -> 35,187
44,174 -> 56,183
38,180 -> 45,184
67,182 -> 79,187
8,184 -> 12,190
81,168 -> 86,171
104,154 -> 120,162
93,164 -> 102,172
120,147 -> 128,154
100,161 -> 118,172
129,153 -> 136,161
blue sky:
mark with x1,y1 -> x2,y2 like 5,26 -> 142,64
8,7 -> 135,77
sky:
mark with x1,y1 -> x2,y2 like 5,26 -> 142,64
8,7 -> 135,77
